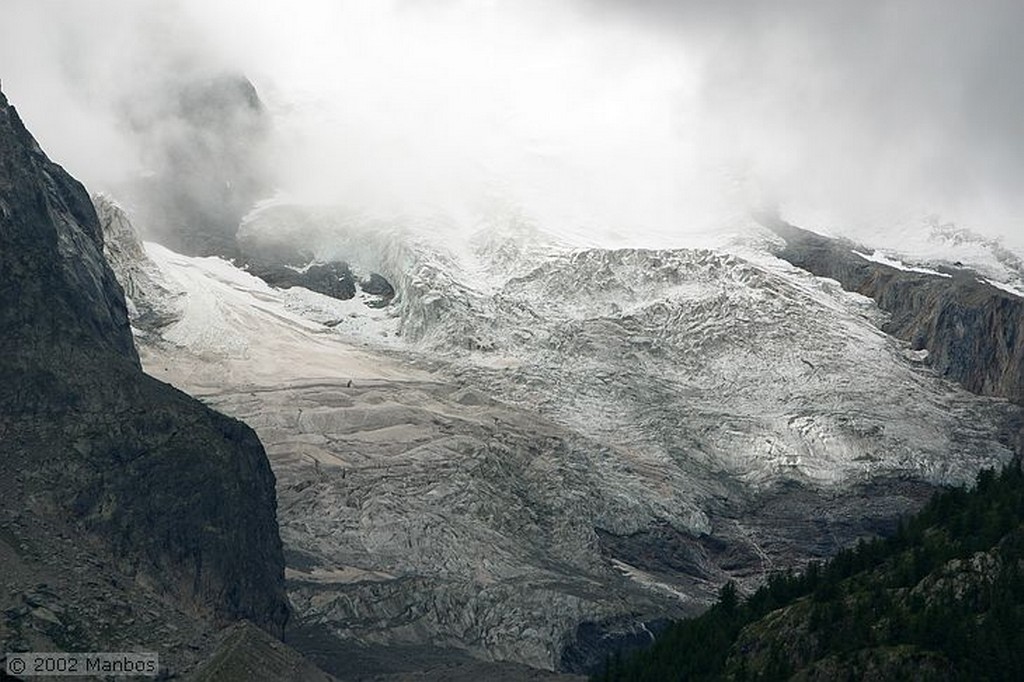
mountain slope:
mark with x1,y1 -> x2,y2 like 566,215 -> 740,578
0,85 -> 288,674
598,220 -> 1024,680
765,218 -> 1024,406
127,201 -> 1021,675
599,461 -> 1024,681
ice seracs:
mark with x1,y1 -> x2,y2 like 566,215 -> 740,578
101,200 -> 1020,674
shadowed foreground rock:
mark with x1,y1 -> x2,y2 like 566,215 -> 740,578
0,84 -> 288,668
192,621 -> 336,682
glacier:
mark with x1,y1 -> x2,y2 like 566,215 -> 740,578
105,199 -> 1019,673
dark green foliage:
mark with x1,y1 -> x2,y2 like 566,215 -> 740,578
596,461 -> 1024,681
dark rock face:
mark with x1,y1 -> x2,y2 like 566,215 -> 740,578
248,261 -> 358,300
244,257 -> 397,305
4,366 -> 289,634
597,524 -> 717,580
765,219 -> 1024,406
233,202 -> 400,303
0,87 -> 287,636
0,90 -> 135,363
560,617 -> 669,676
360,272 -> 395,298
121,74 -> 270,258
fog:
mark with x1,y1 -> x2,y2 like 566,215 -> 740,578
1,0 -> 1021,252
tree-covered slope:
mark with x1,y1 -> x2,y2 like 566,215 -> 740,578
599,461 -> 1024,681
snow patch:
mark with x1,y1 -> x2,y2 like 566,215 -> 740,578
852,250 -> 952,278
983,278 -> 1024,299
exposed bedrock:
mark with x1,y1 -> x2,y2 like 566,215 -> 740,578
248,260 -> 359,300
233,204 -> 398,306
765,219 -> 1024,407
0,83 -> 289,664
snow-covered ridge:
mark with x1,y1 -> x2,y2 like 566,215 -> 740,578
852,249 -> 952,278
850,247 -> 1024,298
984,278 -> 1024,298
780,210 -> 1024,295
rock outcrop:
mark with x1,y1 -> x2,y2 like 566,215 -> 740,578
94,193 -> 179,334
248,260 -> 359,300
236,203 -> 399,304
0,83 -> 288,666
765,219 -> 1024,407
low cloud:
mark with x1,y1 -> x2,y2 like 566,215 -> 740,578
1,0 -> 1020,251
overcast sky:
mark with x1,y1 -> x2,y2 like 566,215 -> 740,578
0,0 -> 1021,249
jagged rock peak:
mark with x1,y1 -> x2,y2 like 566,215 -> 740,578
0,84 -> 290,655
0,84 -> 137,363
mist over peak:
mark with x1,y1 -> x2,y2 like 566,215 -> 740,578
1,0 -> 1021,256
6,8 -> 1024,677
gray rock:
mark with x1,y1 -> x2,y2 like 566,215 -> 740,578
0,85 -> 288,636
764,217 -> 1024,407
94,194 -> 180,333
29,606 -> 61,626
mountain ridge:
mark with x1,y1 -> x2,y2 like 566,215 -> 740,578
0,83 -> 292,676
764,218 -> 1024,406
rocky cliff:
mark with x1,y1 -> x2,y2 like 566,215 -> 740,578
765,219 -> 1024,407
0,90 -> 136,364
0,84 -> 288,666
